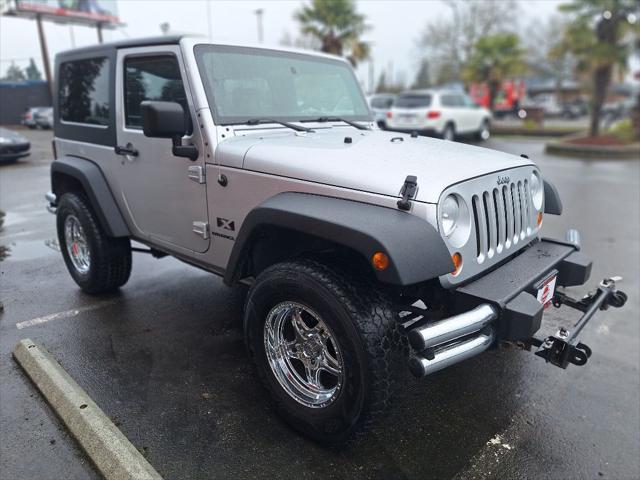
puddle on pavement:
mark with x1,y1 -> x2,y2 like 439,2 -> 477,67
0,238 -> 60,262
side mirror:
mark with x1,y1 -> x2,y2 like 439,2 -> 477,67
141,101 -> 198,161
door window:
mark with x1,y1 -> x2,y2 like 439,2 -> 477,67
124,55 -> 190,131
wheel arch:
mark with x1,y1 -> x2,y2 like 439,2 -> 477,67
223,192 -> 454,287
51,155 -> 130,237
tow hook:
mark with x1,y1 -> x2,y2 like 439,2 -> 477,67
529,276 -> 627,369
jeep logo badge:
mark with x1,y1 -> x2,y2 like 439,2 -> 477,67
497,175 -> 510,185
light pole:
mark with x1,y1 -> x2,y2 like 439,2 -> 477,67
254,8 -> 264,44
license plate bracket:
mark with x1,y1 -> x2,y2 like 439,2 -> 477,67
535,270 -> 558,309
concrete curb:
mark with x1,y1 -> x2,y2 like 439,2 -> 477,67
545,139 -> 640,159
12,339 -> 163,480
493,126 -> 582,137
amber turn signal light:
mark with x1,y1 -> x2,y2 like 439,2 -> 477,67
537,211 -> 543,226
372,252 -> 390,270
451,252 -> 463,276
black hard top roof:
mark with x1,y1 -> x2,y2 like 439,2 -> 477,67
56,35 -> 190,60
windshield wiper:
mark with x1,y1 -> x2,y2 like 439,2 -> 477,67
245,118 -> 313,132
309,117 -> 370,130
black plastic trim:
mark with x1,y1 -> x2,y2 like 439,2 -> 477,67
223,192 -> 454,286
543,179 -> 563,215
51,156 -> 130,237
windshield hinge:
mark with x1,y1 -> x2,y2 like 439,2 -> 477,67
397,175 -> 418,211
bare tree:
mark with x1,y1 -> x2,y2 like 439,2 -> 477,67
415,0 -> 519,84
524,15 -> 576,100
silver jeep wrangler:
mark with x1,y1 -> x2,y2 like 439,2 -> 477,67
47,36 -> 627,445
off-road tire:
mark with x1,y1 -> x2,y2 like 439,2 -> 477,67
57,192 -> 131,294
244,258 -> 408,446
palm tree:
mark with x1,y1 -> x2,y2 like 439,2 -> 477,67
462,33 -> 527,112
560,0 -> 639,137
295,0 -> 370,67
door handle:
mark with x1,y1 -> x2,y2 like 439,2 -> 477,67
114,143 -> 139,157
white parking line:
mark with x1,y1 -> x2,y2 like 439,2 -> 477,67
16,300 -> 117,330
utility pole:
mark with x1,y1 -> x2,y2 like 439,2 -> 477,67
254,8 -> 264,43
206,0 -> 213,41
35,14 -> 52,102
96,22 -> 103,43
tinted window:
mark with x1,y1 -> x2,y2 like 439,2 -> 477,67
394,94 -> 431,109
59,57 -> 110,126
441,94 -> 464,107
194,45 -> 370,124
124,55 -> 189,129
371,96 -> 394,109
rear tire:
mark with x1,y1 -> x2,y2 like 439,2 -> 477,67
244,259 -> 407,446
57,192 -> 131,294
442,123 -> 456,141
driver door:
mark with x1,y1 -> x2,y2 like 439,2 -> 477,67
114,46 -> 209,253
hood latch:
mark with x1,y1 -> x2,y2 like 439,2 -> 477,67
397,175 -> 418,211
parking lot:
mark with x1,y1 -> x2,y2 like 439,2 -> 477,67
1,129 -> 638,480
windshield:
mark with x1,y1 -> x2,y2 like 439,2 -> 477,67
395,94 -> 432,109
194,45 -> 371,125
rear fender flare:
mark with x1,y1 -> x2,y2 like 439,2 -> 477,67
51,155 -> 130,237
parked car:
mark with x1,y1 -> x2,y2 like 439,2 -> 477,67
22,107 -> 50,129
34,107 -> 54,129
386,90 -> 492,141
46,36 -> 626,446
367,93 -> 395,129
0,127 -> 30,163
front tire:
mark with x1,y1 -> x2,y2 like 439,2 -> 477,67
244,259 -> 406,446
57,192 -> 131,294
477,119 -> 491,141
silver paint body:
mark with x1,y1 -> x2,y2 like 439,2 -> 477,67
55,37 -> 542,286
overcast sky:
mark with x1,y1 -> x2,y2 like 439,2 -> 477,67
1,0 -> 566,89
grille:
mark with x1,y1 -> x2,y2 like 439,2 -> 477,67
471,179 -> 533,264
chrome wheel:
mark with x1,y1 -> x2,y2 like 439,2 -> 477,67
64,215 -> 91,274
264,301 -> 344,408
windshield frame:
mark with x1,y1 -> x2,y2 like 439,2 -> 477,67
193,44 -> 372,126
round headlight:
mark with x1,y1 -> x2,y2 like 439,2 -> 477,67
441,195 -> 460,236
530,171 -> 543,210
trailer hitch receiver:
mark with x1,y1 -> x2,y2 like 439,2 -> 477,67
530,276 -> 627,369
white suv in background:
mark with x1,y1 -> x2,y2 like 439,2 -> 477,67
386,90 -> 491,141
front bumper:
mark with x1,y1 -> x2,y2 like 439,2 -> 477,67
0,142 -> 30,161
406,232 -> 627,377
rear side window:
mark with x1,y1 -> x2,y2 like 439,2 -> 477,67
58,57 -> 110,126
395,94 -> 431,109
371,96 -> 394,109
124,55 -> 189,130
441,94 -> 463,107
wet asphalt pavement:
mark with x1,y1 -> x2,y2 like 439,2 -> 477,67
0,129 -> 638,480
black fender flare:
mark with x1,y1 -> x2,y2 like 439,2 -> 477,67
544,179 -> 563,215
223,192 -> 454,286
51,156 -> 130,237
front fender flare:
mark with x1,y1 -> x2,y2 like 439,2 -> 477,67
544,179 -> 563,215
223,193 -> 454,286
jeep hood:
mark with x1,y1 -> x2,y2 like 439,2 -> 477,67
216,129 -> 534,203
